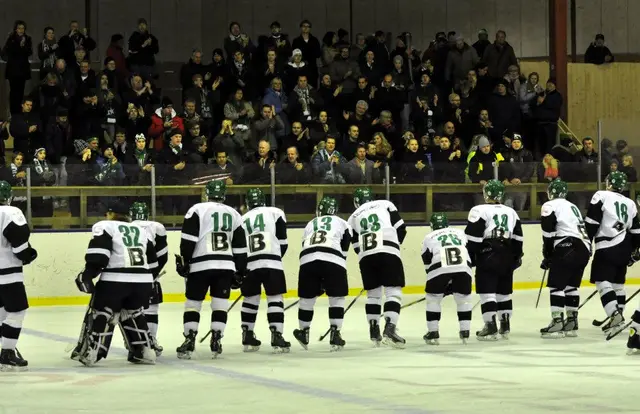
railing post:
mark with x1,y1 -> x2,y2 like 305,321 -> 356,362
80,189 -> 87,228
26,167 -> 32,229
529,183 -> 537,220
384,164 -> 390,200
151,165 -> 157,221
597,119 -> 602,190
426,185 -> 433,222
493,162 -> 499,180
270,165 -> 276,206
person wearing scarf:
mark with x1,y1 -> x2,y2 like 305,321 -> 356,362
37,26 -> 59,79
123,134 -> 153,185
32,148 -> 55,216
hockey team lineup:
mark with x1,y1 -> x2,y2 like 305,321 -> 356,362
0,170 -> 639,371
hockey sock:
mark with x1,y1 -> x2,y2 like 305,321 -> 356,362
564,286 -> 579,312
144,304 -> 159,339
479,293 -> 497,323
426,293 -> 443,332
210,297 -> 228,333
266,295 -> 284,333
365,287 -> 382,323
383,286 -> 402,325
298,297 -> 316,329
0,306 -> 6,337
549,288 -> 565,315
596,281 -> 618,317
454,293 -> 472,332
0,310 -> 25,350
183,299 -> 203,335
328,296 -> 345,330
240,295 -> 260,331
122,308 -> 151,348
613,283 -> 626,313
496,294 -> 513,319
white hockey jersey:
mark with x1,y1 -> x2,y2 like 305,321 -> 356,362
585,190 -> 640,251
421,227 -> 472,281
465,203 -> 523,258
348,200 -> 406,260
300,215 -> 351,269
0,205 -> 34,285
541,198 -> 591,254
85,220 -> 158,283
132,219 -> 168,274
241,206 -> 287,271
180,202 -> 247,274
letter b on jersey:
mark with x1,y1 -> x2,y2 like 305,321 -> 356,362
362,233 -> 378,251
444,247 -> 463,266
211,232 -> 229,251
249,233 -> 266,253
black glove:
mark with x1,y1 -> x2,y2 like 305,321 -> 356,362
175,254 -> 189,277
629,250 -> 640,267
513,256 -> 523,270
231,272 -> 244,290
22,248 -> 38,265
75,271 -> 94,294
540,258 -> 551,270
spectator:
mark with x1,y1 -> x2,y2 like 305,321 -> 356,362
179,49 -> 208,99
487,79 -> 521,144
291,20 -> 322,88
185,74 -> 220,137
259,21 -> 292,65
400,138 -> 430,183
123,133 -> 154,186
482,30 -> 517,80
157,130 -> 189,214
330,44 -> 361,95
127,18 -> 159,79
184,120 -> 203,151
187,136 -> 210,165
615,139 -> 630,164
311,135 -> 349,184
149,97 -> 185,150
112,129 -> 128,160
52,58 -> 76,100
223,88 -> 254,147
38,27 -> 59,79
97,72 -> 122,142
121,102 -> 150,142
373,74 -> 404,129
181,97 -> 202,128
360,50 -> 382,87
468,136 -> 505,204
3,20 -> 32,114
431,135 -> 466,211
372,131 -> 394,161
58,20 -> 96,64
244,140 -> 276,184
371,111 -> 400,153
621,155 -> 637,183
75,60 -> 97,99
277,146 -> 311,184
585,34 -> 614,65
9,152 -> 27,213
347,144 -> 382,184
280,121 -> 309,160
93,144 -> 125,186
260,49 -> 285,92
210,150 -> 240,185
254,104 -> 285,155
10,97 -> 40,157
228,50 -> 255,100
106,34 -> 128,85
122,74 -> 156,111
352,76 -> 375,109
341,125 -> 363,160
213,119 -> 245,166
44,108 -> 71,171
309,110 -> 335,148
445,34 -> 479,88
351,33 -> 367,62
262,77 -> 289,127
473,29 -> 490,58
533,78 -> 563,158
288,75 -> 323,122
74,89 -> 104,143
501,134 -> 534,211
538,153 -> 560,184
224,22 -> 255,63
318,74 -> 343,119
69,45 -> 88,78
30,72 -> 66,128
414,56 -> 435,85
391,33 -> 420,74
519,72 -> 544,145
321,31 -> 338,67
443,93 -> 464,133
31,148 -> 56,217
503,65 -> 525,98
366,31 -> 391,73
102,57 -> 122,93
571,136 -> 598,209
284,49 -> 309,94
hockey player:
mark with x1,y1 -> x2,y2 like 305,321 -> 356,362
422,212 -> 473,345
293,196 -> 351,351
348,187 -> 407,348
129,202 -> 168,355
584,171 -> 640,334
175,180 -> 247,359
240,188 -> 290,353
74,201 -> 159,366
0,181 -> 37,370
465,179 -> 523,341
539,180 -> 591,338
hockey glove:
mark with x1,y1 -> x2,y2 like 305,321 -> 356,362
175,254 -> 189,278
75,271 -> 95,294
513,256 -> 523,270
22,247 -> 38,265
629,249 -> 640,267
540,259 -> 551,270
231,271 -> 245,290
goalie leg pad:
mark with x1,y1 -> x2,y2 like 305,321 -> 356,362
80,307 -> 114,366
121,308 -> 152,349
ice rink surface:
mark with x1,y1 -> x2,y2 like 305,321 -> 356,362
3,288 -> 640,414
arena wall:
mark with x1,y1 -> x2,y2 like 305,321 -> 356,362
26,225 -> 640,306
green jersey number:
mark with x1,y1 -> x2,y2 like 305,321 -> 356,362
437,234 -> 462,246
118,225 -> 145,266
614,201 -> 629,222
359,214 -> 381,232
312,217 -> 332,231
491,214 -> 509,238
570,206 -> 589,239
244,213 -> 265,234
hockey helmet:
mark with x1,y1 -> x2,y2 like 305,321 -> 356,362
606,171 -> 627,193
129,202 -> 149,221
206,180 -> 226,202
317,196 -> 338,217
0,181 -> 12,203
483,179 -> 505,203
429,212 -> 449,230
547,179 -> 568,200
246,188 -> 266,209
353,187 -> 373,209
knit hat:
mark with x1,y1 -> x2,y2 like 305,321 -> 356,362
478,29 -> 488,36
86,137 -> 99,144
291,48 -> 302,59
512,133 -> 522,142
34,148 -> 45,157
478,136 -> 491,148
161,96 -> 174,109
135,133 -> 146,142
168,129 -> 182,139
74,139 -> 89,155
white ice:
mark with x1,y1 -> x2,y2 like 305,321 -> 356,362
4,288 -> 640,414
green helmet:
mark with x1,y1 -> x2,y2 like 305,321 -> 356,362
317,196 -> 338,216
206,180 -> 226,202
0,181 -> 11,203
547,179 -> 568,200
129,202 -> 149,220
483,179 -> 505,203
353,187 -> 373,209
429,212 -> 449,230
606,171 -> 627,193
246,188 -> 266,209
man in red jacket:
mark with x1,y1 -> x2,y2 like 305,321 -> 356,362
148,97 -> 184,150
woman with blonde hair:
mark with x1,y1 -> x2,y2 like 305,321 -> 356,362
373,132 -> 393,160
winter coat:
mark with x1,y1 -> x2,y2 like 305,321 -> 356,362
445,44 -> 479,83
3,33 -> 32,80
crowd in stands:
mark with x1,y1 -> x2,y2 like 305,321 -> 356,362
0,16 -> 628,216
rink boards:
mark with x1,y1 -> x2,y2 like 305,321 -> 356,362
25,225 -> 640,306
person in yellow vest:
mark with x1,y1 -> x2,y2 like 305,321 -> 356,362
467,135 -> 504,205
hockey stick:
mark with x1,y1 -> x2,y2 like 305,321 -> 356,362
606,320 -> 632,341
592,288 -> 640,327
284,299 -> 299,311
400,297 -> 425,309
472,299 -> 481,310
535,270 -> 547,309
577,290 -> 598,311
319,289 -> 365,341
199,295 -> 245,343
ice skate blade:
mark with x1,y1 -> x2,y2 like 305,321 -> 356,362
130,358 -> 156,365
330,345 -> 344,352
294,340 -> 308,351
0,364 -> 28,372
371,339 -> 381,347
564,331 -> 578,338
476,335 -> 498,342
541,331 -> 565,339
382,337 -> 406,349
500,333 -> 510,340
211,352 -> 221,359
272,346 -> 290,354
626,347 -> 640,355
243,345 -> 261,352
176,351 -> 193,360
424,339 -> 439,346
461,338 -> 468,345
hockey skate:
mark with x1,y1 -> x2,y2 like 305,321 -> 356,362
476,316 -> 499,341
382,317 -> 406,349
540,314 -> 565,339
210,330 -> 223,359
176,330 -> 197,360
627,327 -> 640,355
270,326 -> 291,353
242,325 -> 261,352
292,327 -> 310,350
0,349 -> 28,371
150,336 -> 163,357
601,311 -> 625,335
128,346 -> 156,365
369,319 -> 382,346
70,344 -> 82,361
459,330 -> 470,344
423,331 -> 440,345
563,311 -> 579,337
79,344 -> 99,367
499,314 -> 511,339
329,326 -> 345,352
